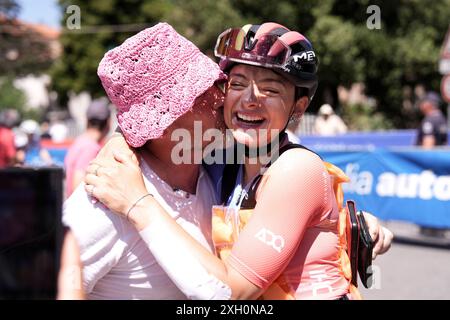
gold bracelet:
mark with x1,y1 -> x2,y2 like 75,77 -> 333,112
126,193 -> 154,222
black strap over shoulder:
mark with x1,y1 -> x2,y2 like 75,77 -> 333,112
220,143 -> 321,207
221,159 -> 241,204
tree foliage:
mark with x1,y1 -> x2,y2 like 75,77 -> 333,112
0,77 -> 26,111
50,0 -> 450,128
51,0 -> 173,103
164,0 -> 244,56
0,0 -> 56,76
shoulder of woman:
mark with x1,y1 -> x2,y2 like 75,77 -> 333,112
63,186 -> 126,239
258,148 -> 328,197
269,147 -> 325,176
256,148 -> 329,215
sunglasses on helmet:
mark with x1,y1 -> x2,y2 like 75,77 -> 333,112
214,28 -> 292,70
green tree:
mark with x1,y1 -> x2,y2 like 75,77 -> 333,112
0,0 -> 55,76
51,0 -> 450,128
0,78 -> 44,121
164,0 -> 244,55
322,0 -> 450,128
51,0 -> 173,104
0,0 -> 48,121
51,0 -> 246,103
0,77 -> 26,112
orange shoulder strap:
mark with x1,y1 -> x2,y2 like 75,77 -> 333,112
325,162 -> 362,300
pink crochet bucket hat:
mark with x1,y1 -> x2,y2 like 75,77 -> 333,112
98,22 -> 226,147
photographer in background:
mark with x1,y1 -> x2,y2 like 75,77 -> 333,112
415,92 -> 448,148
314,104 -> 348,136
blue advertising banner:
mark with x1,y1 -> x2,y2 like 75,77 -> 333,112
318,149 -> 450,227
299,130 -> 450,149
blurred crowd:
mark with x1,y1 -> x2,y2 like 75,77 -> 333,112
0,109 -> 68,168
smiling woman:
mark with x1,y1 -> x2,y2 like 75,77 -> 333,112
224,64 -> 307,149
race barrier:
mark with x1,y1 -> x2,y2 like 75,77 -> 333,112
299,130 -> 450,149
316,148 -> 450,228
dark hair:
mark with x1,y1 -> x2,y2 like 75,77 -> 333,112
87,118 -> 109,131
295,87 -> 309,101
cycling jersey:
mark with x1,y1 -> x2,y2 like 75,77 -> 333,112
212,143 -> 359,299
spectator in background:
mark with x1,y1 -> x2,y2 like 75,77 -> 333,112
415,92 -> 448,148
64,98 -> 111,197
40,121 -> 52,140
0,109 -> 18,168
49,121 -> 69,144
16,119 -> 53,167
314,103 -> 348,136
13,129 -> 28,164
416,92 -> 449,238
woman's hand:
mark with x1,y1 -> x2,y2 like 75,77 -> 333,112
96,133 -> 138,168
84,151 -> 149,217
362,212 -> 394,259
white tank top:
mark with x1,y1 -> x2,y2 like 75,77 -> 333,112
63,160 -> 217,299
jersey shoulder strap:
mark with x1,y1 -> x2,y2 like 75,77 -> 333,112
220,161 -> 241,204
220,143 -> 319,206
243,143 -> 321,208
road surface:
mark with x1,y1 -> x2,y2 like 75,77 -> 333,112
359,239 -> 450,299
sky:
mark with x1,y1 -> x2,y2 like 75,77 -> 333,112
17,0 -> 61,29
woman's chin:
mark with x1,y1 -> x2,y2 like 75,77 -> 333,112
232,129 -> 268,149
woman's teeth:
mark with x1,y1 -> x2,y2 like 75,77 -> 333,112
236,113 -> 264,123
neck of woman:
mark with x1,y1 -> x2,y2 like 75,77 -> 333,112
140,141 -> 200,195
243,133 -> 290,185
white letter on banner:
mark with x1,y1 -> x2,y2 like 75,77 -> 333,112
343,163 -> 373,195
376,172 -> 396,197
418,171 -> 436,200
433,176 -> 450,201
356,171 -> 373,195
396,174 -> 419,198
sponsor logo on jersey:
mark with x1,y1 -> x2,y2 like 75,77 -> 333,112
255,228 -> 285,253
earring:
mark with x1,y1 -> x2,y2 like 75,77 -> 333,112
289,113 -> 302,123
